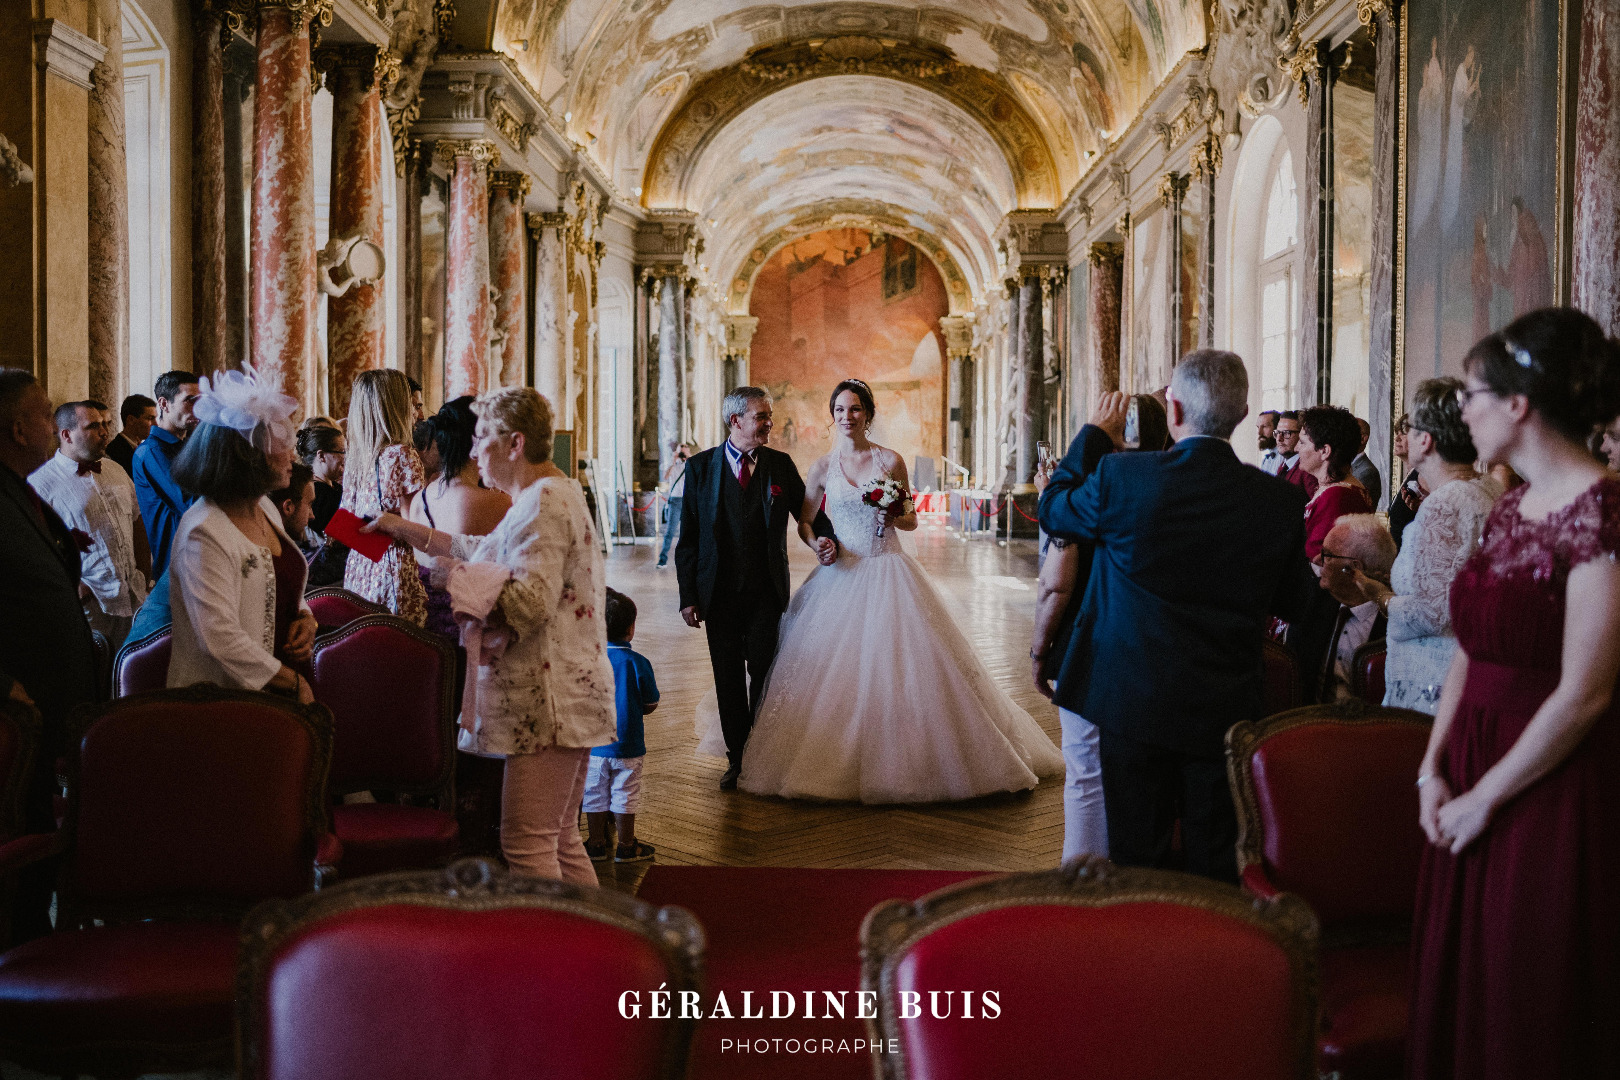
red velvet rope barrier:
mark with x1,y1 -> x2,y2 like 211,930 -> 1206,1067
1010,498 -> 1040,524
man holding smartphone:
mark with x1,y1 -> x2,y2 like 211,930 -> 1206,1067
657,442 -> 691,568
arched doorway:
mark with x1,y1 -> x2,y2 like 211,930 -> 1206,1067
746,227 -> 948,475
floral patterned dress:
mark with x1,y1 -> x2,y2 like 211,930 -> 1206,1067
341,443 -> 427,626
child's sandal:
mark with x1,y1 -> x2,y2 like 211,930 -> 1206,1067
614,840 -> 656,863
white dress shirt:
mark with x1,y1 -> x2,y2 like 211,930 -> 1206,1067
1259,449 -> 1296,476
29,451 -> 147,617
1327,600 -> 1381,701
722,438 -> 756,480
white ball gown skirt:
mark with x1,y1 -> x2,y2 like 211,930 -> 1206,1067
698,482 -> 1063,804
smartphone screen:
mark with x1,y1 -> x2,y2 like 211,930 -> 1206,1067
1123,397 -> 1141,448
1036,440 -> 1052,467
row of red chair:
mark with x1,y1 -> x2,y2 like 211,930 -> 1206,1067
1260,636 -> 1388,716
115,589 -> 466,879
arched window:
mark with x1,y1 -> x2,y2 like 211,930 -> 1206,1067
123,0 -> 171,399
1257,149 -> 1298,412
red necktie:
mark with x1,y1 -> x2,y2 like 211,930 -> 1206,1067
737,451 -> 753,491
76,460 -> 101,476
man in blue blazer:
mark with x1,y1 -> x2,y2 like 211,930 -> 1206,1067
1038,350 -> 1316,882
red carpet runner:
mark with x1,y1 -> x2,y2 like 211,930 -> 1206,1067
636,866 -> 988,1080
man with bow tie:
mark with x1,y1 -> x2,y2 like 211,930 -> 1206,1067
675,387 -> 838,789
30,399 -> 152,652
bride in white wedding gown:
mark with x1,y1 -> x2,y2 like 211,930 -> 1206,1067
699,379 -> 1063,804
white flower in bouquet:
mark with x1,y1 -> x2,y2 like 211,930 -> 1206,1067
860,477 -> 912,537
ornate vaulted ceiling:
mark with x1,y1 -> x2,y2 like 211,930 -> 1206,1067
452,0 -> 1207,304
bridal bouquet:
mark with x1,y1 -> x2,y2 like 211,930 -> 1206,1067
861,477 -> 912,537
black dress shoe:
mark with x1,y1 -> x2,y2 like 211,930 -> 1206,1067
719,765 -> 740,790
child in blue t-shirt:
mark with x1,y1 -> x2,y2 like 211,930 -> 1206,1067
585,588 -> 660,862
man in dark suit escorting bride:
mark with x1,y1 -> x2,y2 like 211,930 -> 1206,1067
675,386 -> 838,789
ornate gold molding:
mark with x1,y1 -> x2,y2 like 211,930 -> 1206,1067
1087,241 -> 1124,268
253,0 -> 333,34
432,0 -> 455,43
1356,0 -> 1393,42
489,170 -> 531,201
385,96 -> 420,177
1190,133 -> 1223,180
312,44 -> 400,94
1157,171 -> 1190,207
528,211 -> 568,234
1280,39 -> 1322,107
1116,212 -> 1132,237
432,138 -> 499,174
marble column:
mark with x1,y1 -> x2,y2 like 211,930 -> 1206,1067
1368,4 -> 1399,503
400,141 -> 425,389
1160,172 -> 1189,373
223,45 -> 251,370
88,4 -> 128,407
1299,42 -> 1330,405
324,46 -> 388,417
437,140 -> 496,399
249,0 -> 319,404
655,272 -> 682,475
488,172 -> 528,388
192,0 -> 230,376
1015,271 -> 1044,485
1574,0 -> 1620,335
939,315 -> 973,469
529,211 -> 567,409
1088,243 -> 1124,399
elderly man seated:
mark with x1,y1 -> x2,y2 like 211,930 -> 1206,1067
1312,513 -> 1398,702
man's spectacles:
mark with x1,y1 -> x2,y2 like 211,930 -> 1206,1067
1318,548 -> 1362,570
1455,385 -> 1497,407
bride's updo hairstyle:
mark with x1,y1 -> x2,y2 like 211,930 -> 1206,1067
1464,307 -> 1620,442
830,379 -> 876,428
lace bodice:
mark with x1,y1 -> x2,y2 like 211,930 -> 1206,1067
824,471 -> 905,559
1387,476 -> 1501,644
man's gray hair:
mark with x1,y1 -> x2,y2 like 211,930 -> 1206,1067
1169,350 -> 1249,438
721,386 -> 771,429
1325,513 -> 1398,579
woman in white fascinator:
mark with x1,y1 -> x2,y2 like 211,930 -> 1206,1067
165,365 -> 316,702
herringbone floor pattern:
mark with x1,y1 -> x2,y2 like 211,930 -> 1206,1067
592,518 -> 1064,893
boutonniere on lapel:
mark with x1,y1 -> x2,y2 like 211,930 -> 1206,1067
67,528 -> 93,554
241,553 -> 259,578
769,484 -> 783,498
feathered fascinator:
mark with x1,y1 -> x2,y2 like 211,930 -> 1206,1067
194,363 -> 299,457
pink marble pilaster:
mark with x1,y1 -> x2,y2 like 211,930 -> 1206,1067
1574,0 -> 1620,335
250,1 -> 318,405
438,140 -> 496,399
325,48 -> 386,418
1088,243 -> 1124,399
191,1 -> 228,376
88,11 -> 128,406
488,172 -> 528,388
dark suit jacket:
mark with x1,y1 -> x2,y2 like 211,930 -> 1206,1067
105,433 -> 137,476
1039,435 -> 1317,757
0,463 -> 100,747
674,443 -> 834,617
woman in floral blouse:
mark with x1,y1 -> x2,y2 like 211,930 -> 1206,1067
367,387 -> 615,883
341,369 -> 426,625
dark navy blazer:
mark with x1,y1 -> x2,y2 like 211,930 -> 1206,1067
1039,433 -> 1315,757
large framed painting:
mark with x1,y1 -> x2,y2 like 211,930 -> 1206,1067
1398,0 -> 1576,396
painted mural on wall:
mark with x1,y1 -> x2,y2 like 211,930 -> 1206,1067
1403,0 -> 1561,384
749,228 -> 948,477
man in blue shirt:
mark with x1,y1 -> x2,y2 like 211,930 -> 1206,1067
584,589 -> 660,863
131,370 -> 199,578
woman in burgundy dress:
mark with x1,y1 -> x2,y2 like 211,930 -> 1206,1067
1409,308 -> 1620,1080
1296,404 -> 1375,561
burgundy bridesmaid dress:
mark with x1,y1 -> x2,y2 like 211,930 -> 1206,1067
1408,478 -> 1620,1079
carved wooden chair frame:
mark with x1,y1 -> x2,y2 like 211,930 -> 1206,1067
1348,637 -> 1388,702
236,857 -> 706,1080
304,586 -> 390,624
112,624 -> 172,698
860,858 -> 1320,1080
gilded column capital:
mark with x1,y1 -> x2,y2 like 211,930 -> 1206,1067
489,171 -> 531,202
1087,241 -> 1124,268
433,139 -> 500,174
193,0 -> 246,47
528,211 -> 568,237
1355,0 -> 1392,41
1279,38 -> 1322,107
1116,212 -> 1131,238
253,0 -> 333,33
1157,171 -> 1190,207
1190,134 -> 1223,181
433,0 -> 456,41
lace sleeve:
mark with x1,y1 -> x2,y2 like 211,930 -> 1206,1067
1565,477 -> 1620,569
1386,483 -> 1489,643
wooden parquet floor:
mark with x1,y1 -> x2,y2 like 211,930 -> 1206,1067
590,518 -> 1064,894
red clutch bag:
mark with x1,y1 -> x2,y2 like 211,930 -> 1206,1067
324,508 -> 394,562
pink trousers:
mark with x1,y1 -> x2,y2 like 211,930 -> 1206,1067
501,746 -> 598,885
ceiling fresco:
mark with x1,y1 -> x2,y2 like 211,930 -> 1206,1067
460,0 -> 1212,305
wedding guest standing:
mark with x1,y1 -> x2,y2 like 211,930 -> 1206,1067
30,400 -> 151,652
403,396 -> 510,640
1351,416 -> 1382,505
131,370 -> 201,577
1408,309 -> 1620,1080
1389,412 -> 1425,548
297,422 -> 346,533
365,388 -> 616,883
105,393 -> 155,475
0,369 -> 100,941
1297,405 -> 1375,561
166,367 -> 315,703
341,369 -> 426,625
1345,379 -> 1501,715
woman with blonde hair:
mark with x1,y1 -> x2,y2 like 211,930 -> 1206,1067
341,368 -> 427,624
365,387 -> 616,883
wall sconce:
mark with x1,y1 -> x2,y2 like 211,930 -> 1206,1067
508,39 -> 529,51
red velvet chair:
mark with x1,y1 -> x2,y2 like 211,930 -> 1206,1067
309,614 -> 460,877
0,686 -> 338,1078
305,586 -> 389,631
114,626 -> 171,697
861,859 -> 1319,1080
1261,637 -> 1301,716
1226,701 -> 1433,1080
0,700 -> 53,948
1350,639 -> 1387,704
237,857 -> 704,1080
